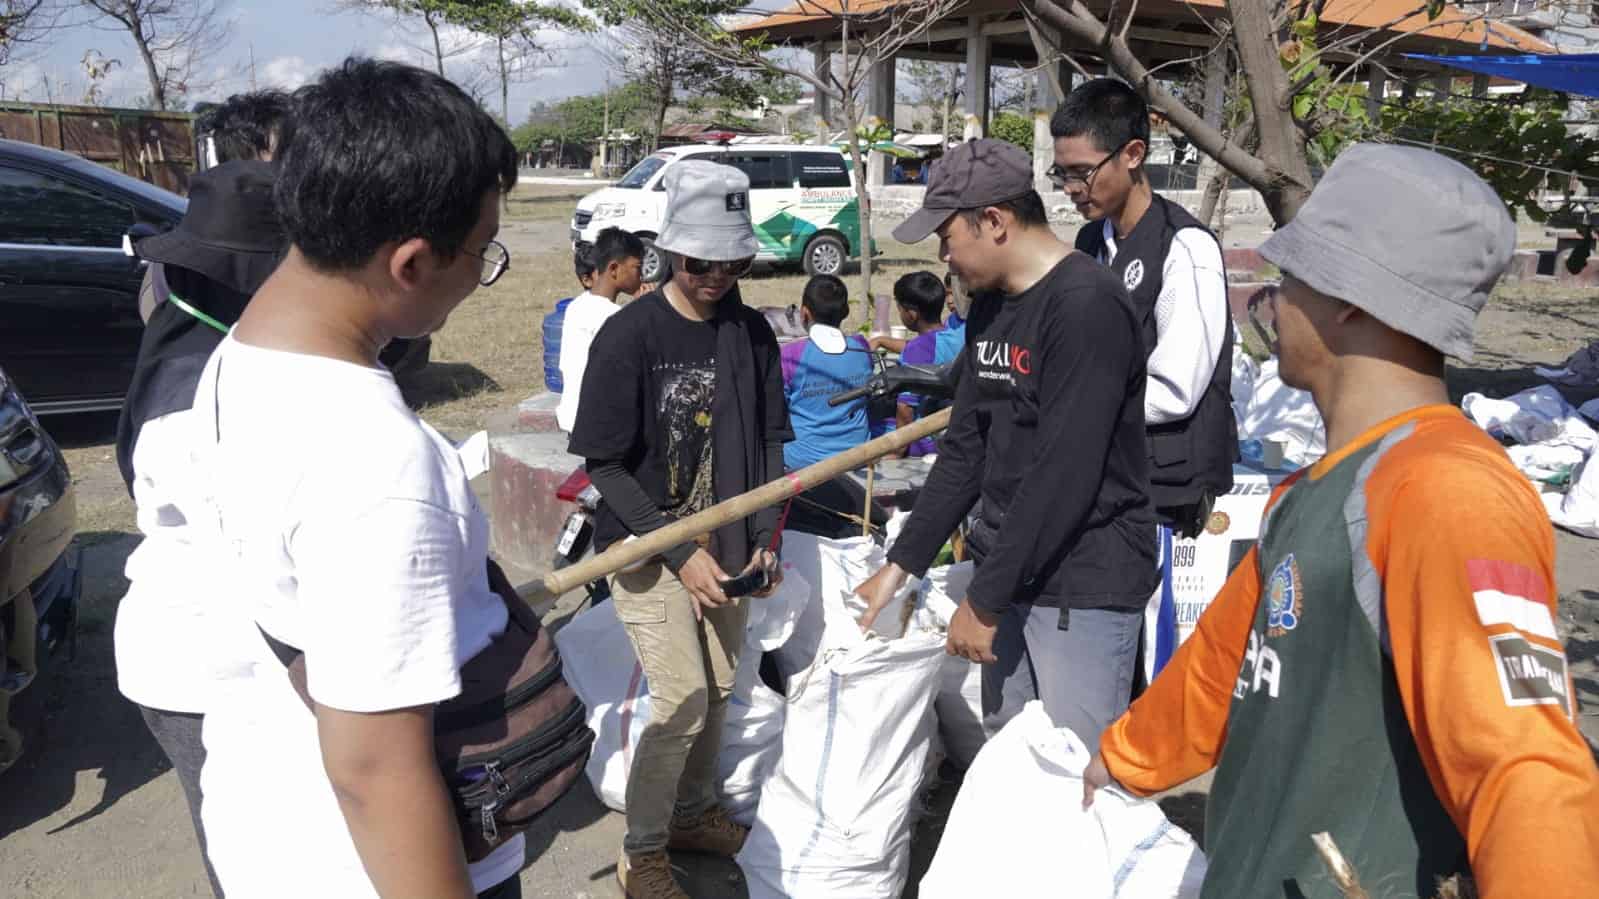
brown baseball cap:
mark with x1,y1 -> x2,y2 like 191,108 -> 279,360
892,138 -> 1036,243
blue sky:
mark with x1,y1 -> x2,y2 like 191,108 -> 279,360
0,0 -> 612,124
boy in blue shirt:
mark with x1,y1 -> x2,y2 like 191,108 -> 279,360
781,274 -> 873,469
870,271 -> 947,456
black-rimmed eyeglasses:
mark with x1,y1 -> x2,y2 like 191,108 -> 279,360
467,239 -> 511,286
1047,140 -> 1130,190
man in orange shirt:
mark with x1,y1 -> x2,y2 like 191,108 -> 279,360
1083,144 -> 1599,898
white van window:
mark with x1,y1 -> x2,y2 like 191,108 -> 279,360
723,153 -> 792,190
617,155 -> 668,189
794,152 -> 850,189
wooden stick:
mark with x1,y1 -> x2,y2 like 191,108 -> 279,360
541,407 -> 952,597
863,461 -> 876,538
1311,832 -> 1370,899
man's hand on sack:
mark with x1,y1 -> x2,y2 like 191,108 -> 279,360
1081,752 -> 1118,809
676,548 -> 731,621
853,563 -> 910,632
947,599 -> 1000,663
742,548 -> 783,598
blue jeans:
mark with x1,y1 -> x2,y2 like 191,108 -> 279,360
981,603 -> 1142,755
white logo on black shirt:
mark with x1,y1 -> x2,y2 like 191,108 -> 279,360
1124,258 -> 1145,292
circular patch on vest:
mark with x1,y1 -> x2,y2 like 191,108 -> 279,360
1124,258 -> 1145,292
1205,510 -> 1231,536
1266,553 -> 1303,637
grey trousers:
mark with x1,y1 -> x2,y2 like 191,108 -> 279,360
138,705 -> 224,898
980,603 -> 1142,755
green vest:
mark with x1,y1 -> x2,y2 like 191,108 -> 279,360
1203,425 -> 1466,899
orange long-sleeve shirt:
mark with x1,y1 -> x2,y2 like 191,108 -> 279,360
1102,405 -> 1599,897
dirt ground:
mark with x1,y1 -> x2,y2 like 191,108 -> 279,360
3,187 -> 1598,897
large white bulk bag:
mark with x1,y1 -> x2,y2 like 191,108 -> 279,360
913,562 -> 986,769
737,590 -> 947,899
919,701 -> 1207,899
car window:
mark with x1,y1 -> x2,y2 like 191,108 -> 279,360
724,154 -> 792,190
0,165 -> 136,248
617,155 -> 668,189
794,152 -> 851,189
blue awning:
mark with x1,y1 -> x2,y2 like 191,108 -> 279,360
1404,53 -> 1599,99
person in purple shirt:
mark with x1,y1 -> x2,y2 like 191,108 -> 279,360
781,274 -> 873,470
868,271 -> 947,457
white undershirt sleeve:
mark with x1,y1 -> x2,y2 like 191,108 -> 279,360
1145,228 -> 1229,425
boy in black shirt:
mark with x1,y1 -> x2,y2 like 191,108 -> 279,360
855,139 -> 1158,753
568,160 -> 790,899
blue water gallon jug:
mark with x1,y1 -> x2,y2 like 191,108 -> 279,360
542,297 -> 574,392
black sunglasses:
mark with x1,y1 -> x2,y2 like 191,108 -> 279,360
1047,139 -> 1131,189
680,255 -> 754,278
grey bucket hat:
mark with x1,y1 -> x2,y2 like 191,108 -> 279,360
1259,143 -> 1515,361
653,158 -> 760,262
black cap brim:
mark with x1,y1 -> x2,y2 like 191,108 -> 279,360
892,206 -> 955,244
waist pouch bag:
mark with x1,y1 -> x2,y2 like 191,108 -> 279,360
259,559 -> 595,860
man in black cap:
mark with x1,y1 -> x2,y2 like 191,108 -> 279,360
139,89 -> 289,323
112,158 -> 284,898
856,138 -> 1158,752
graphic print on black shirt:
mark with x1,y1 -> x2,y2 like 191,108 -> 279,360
972,337 -> 1032,385
657,361 -> 716,518
887,252 -> 1159,612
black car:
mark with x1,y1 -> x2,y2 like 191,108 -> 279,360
0,362 -> 79,772
0,139 -> 186,415
0,139 -> 428,416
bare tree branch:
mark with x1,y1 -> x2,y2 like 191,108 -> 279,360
76,0 -> 233,110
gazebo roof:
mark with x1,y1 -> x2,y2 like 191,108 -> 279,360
732,0 -> 1553,57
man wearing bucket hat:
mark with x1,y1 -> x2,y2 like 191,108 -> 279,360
139,89 -> 290,323
568,159 -> 791,899
112,157 -> 285,899
856,138 -> 1159,752
1084,145 -> 1599,897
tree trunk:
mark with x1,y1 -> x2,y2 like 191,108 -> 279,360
1198,167 -> 1228,230
130,26 -> 166,111
498,35 -> 511,124
1226,0 -> 1314,223
426,12 -> 446,77
843,103 -> 874,308
652,69 -> 673,153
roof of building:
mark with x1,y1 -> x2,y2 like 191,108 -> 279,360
731,0 -> 1553,55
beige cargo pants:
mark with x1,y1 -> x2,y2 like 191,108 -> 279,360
611,562 -> 748,855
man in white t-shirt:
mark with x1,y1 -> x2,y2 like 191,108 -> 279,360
188,58 -> 525,899
556,227 -> 645,432
112,90 -> 290,899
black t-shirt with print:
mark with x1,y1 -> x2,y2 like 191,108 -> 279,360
569,289 -> 785,564
888,252 -> 1160,612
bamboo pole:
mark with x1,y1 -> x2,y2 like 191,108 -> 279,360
542,407 -> 952,597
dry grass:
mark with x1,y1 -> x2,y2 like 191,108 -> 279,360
402,232 -> 946,436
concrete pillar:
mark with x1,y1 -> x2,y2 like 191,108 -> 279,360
1400,78 -> 1417,102
1033,110 -> 1052,190
964,17 -> 990,140
1365,68 -> 1387,122
869,55 -> 897,184
813,46 -> 833,144
1432,74 -> 1451,98
1472,73 -> 1490,98
870,55 -> 897,127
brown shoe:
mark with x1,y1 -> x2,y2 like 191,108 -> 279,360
617,849 -> 689,899
668,805 -> 749,857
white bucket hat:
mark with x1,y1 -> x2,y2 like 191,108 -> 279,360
653,159 -> 760,262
